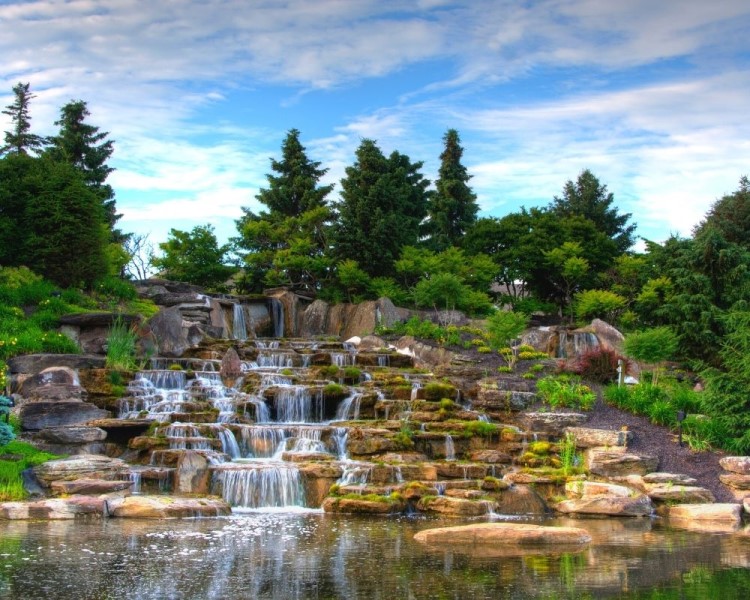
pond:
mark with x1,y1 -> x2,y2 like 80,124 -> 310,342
1,512 -> 750,599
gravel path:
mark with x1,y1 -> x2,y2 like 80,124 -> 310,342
583,397 -> 734,502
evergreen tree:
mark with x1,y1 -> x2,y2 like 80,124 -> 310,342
21,156 -> 109,287
426,129 -> 478,251
550,169 -> 636,254
235,129 -> 333,293
255,128 -> 333,217
1,82 -> 46,156
46,100 -> 122,241
694,176 -> 750,248
333,139 -> 430,278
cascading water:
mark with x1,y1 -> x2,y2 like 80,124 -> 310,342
232,303 -> 248,341
269,298 -> 285,338
335,391 -> 362,421
445,434 -> 456,461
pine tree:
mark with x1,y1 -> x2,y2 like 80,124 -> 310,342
426,129 -> 478,251
235,129 -> 333,293
255,128 -> 333,218
333,139 -> 430,278
47,100 -> 122,241
1,82 -> 46,156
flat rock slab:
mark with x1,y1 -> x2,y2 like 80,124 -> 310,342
720,457 -> 750,475
414,523 -> 591,547
566,427 -> 631,448
20,402 -> 108,431
646,485 -> 715,504
0,496 -> 108,520
107,496 -> 231,518
50,479 -> 133,496
587,449 -> 659,477
321,497 -> 404,514
719,473 -> 750,491
36,426 -> 107,444
520,412 -> 588,433
556,494 -> 653,517
665,503 -> 742,533
416,496 -> 491,517
642,472 -> 698,485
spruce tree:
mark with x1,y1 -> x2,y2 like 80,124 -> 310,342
333,139 -> 430,278
427,129 -> 478,251
47,100 -> 122,241
1,82 -> 46,156
235,129 -> 333,293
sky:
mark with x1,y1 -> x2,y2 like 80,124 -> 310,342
1,0 -> 749,253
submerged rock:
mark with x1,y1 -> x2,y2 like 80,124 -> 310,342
107,496 -> 231,518
413,522 -> 591,546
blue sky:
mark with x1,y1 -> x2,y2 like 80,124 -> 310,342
1,0 -> 749,253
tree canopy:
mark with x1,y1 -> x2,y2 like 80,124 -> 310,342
1,82 -> 46,156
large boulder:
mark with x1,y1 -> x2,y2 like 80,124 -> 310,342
50,479 -> 133,496
32,455 -> 127,487
589,319 -> 625,353
394,336 -> 455,369
17,366 -> 85,402
586,449 -> 659,477
35,426 -> 107,444
173,451 -> 211,495
555,494 -> 653,517
19,402 -> 108,431
413,523 -> 591,547
147,306 -> 205,357
107,496 -> 231,518
520,412 -> 588,433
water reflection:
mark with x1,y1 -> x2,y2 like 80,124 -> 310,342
1,514 -> 750,599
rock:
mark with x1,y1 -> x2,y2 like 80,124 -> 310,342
394,336 -> 455,368
665,503 -> 742,532
35,426 -> 107,444
173,451 -> 211,495
107,496 -> 231,518
32,455 -> 127,486
220,347 -> 243,379
493,485 -> 550,515
646,485 -> 715,504
321,496 -> 404,515
520,412 -> 588,433
50,479 -> 133,496
589,319 -> 625,353
586,449 -> 658,477
17,366 -> 86,402
0,496 -> 109,520
358,335 -> 388,351
475,387 -> 536,412
642,472 -> 698,485
744,497 -> 750,514
565,427 -> 631,448
413,523 -> 591,547
148,306 -> 205,357
19,401 -> 109,431
469,450 -> 513,464
299,299 -> 330,337
720,456 -> 750,475
59,312 -> 141,354
719,473 -> 750,491
416,496 -> 491,517
7,354 -> 106,376
434,462 -> 487,479
565,481 -> 636,499
555,494 -> 653,517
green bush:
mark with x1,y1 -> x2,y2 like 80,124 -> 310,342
574,289 -> 626,322
0,440 -> 60,501
536,376 -> 595,411
423,382 -> 457,401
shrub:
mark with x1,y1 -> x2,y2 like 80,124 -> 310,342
342,367 -> 362,381
603,384 -> 631,409
536,376 -> 596,411
423,382 -> 456,401
484,310 -> 528,351
574,289 -> 626,322
463,420 -> 498,438
575,348 -> 625,384
624,327 -> 678,384
323,383 -> 347,399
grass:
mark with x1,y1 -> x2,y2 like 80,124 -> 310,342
105,315 -> 138,370
0,440 -> 60,501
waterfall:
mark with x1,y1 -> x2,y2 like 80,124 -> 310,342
410,381 -> 422,401
257,352 -> 294,368
377,354 -> 390,367
275,386 -> 323,423
269,298 -> 285,338
239,426 -> 289,458
332,427 -> 349,461
330,352 -> 354,367
213,464 -> 306,509
337,464 -> 371,488
335,392 -> 362,421
232,304 -> 248,341
444,434 -> 456,461
210,425 -> 241,459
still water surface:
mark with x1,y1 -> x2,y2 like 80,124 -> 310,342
1,511 -> 750,599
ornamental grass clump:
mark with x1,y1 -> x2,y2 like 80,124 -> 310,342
536,375 -> 595,411
105,316 -> 137,371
